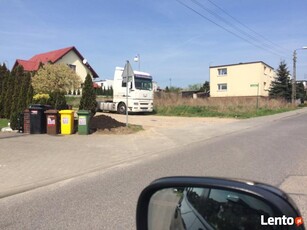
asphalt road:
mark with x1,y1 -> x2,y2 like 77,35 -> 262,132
0,112 -> 306,229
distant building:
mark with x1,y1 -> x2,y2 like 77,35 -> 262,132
180,90 -> 209,99
210,61 -> 275,97
94,79 -> 114,89
13,46 -> 99,82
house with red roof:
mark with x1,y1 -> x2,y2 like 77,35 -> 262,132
13,46 -> 99,82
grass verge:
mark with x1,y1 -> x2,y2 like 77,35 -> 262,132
128,124 -> 144,132
0,119 -> 9,129
154,94 -> 296,118
154,106 -> 293,118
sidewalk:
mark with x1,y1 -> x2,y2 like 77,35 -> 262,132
1,108 -> 307,198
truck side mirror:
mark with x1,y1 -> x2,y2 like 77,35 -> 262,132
128,82 -> 133,90
136,177 -> 305,230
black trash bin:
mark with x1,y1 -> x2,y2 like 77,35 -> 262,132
29,104 -> 51,134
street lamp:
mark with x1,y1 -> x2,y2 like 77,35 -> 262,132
292,46 -> 307,104
134,54 -> 140,71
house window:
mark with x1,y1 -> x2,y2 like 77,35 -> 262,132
264,66 -> 267,75
218,83 -> 227,91
68,64 -> 76,72
218,68 -> 227,76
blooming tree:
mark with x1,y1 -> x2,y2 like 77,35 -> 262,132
31,63 -> 82,94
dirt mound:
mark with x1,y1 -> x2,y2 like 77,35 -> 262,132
89,114 -> 143,134
90,114 -> 126,131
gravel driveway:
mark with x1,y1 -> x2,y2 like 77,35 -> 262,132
97,112 -> 238,130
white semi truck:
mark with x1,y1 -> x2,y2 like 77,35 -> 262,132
97,67 -> 154,114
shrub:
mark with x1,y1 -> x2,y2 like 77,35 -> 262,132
49,91 -> 68,110
10,112 -> 20,130
32,93 -> 50,105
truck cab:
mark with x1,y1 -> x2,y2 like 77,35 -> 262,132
98,67 -> 154,114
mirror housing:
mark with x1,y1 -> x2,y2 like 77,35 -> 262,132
136,177 -> 305,230
128,81 -> 134,90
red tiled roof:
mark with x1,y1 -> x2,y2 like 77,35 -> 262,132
93,82 -> 100,88
15,59 -> 40,71
13,46 -> 99,78
29,46 -> 73,63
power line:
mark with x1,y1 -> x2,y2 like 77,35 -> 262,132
176,0 -> 285,57
204,0 -> 291,53
190,0 -> 286,56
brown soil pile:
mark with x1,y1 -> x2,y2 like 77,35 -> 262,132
90,114 -> 142,134
90,114 -> 126,131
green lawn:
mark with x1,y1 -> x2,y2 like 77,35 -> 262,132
154,105 -> 294,119
0,119 -> 9,129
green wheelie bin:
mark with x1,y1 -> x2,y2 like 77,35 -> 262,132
77,110 -> 91,135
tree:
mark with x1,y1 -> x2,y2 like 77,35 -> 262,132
269,61 -> 292,101
7,66 -> 33,128
296,82 -> 305,103
102,87 -> 106,96
96,87 -> 103,95
188,83 -> 202,91
3,72 -> 14,118
10,112 -> 20,130
10,65 -> 26,115
31,63 -> 82,94
107,86 -> 111,96
17,71 -> 32,113
79,74 -> 97,115
165,86 -> 182,92
4,66 -> 27,128
110,86 -> 113,96
26,83 -> 34,107
200,81 -> 210,94
0,64 -> 10,118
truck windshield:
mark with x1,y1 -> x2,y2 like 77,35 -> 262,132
134,76 -> 152,90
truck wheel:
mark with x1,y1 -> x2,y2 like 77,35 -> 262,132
117,103 -> 126,114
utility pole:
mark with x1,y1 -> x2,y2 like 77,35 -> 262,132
292,50 -> 297,104
169,78 -> 172,88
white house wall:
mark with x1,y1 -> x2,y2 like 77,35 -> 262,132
56,50 -> 92,82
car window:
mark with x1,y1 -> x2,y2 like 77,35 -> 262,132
187,188 -> 276,230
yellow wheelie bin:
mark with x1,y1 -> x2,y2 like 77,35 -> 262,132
59,110 -> 74,134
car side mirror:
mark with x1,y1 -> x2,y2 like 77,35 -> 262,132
136,177 -> 305,230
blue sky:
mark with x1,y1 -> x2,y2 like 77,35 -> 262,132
1,0 -> 306,88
